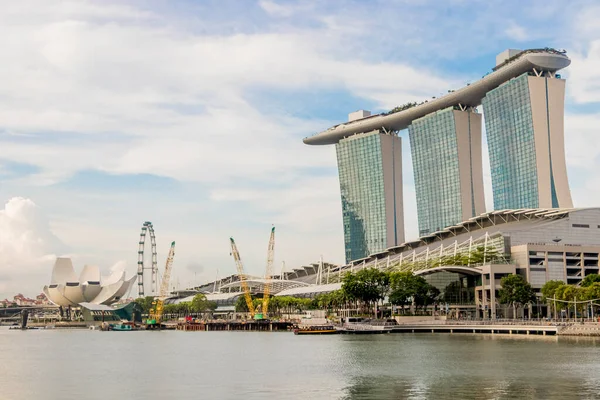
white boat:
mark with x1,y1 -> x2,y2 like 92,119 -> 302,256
340,317 -> 397,334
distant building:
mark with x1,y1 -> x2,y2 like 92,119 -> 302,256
304,48 -> 573,252
36,293 -> 49,305
322,208 -> 600,319
43,258 -> 137,307
336,128 -> 404,262
482,70 -> 572,209
409,107 -> 485,236
13,294 -> 36,306
0,299 -> 13,308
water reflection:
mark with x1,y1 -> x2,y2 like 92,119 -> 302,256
2,329 -> 600,400
339,334 -> 600,400
343,375 -> 600,399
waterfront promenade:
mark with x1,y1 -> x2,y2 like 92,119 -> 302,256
392,319 -> 600,336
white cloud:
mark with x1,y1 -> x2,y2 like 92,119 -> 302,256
565,112 -> 600,169
505,21 -> 528,42
567,41 -> 600,103
258,0 -> 302,17
3,0 -> 600,298
0,198 -> 62,297
0,1 -> 454,185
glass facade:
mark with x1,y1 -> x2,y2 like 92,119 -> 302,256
409,108 -> 462,236
423,271 -> 476,305
482,73 -> 539,210
336,132 -> 394,263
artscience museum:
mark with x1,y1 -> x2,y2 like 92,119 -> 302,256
43,257 -> 137,307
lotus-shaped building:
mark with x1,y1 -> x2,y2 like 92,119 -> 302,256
43,258 -> 137,307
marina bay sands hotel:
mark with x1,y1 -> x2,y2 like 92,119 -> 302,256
304,48 -> 573,263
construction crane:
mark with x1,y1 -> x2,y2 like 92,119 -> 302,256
147,241 -> 175,328
262,227 -> 275,318
230,237 -> 256,317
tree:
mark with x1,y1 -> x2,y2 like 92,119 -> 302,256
541,280 -> 567,318
207,301 -> 218,311
134,296 -> 155,314
235,295 -> 250,312
541,280 -> 565,301
582,274 -> 600,287
411,276 -> 439,311
498,274 -> 536,318
191,293 -> 209,313
388,272 -> 413,312
342,268 -> 390,316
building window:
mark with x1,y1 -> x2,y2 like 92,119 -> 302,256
572,224 -> 590,228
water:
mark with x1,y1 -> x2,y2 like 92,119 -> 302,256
1,329 -> 600,399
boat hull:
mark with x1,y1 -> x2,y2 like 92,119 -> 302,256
294,329 -> 339,335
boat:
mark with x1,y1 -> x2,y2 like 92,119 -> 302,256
294,325 -> 339,335
339,317 -> 396,334
110,322 -> 135,331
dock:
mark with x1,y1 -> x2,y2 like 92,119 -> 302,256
392,324 -> 558,336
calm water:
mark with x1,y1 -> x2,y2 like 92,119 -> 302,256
1,328 -> 600,399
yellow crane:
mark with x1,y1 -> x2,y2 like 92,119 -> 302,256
230,237 -> 256,317
262,227 -> 275,317
229,227 -> 276,320
147,241 -> 175,328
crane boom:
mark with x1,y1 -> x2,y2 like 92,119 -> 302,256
262,227 -> 275,317
230,237 -> 255,316
148,241 -> 175,325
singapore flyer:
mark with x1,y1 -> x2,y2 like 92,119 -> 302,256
137,221 -> 158,297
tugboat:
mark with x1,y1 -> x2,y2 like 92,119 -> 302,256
110,322 -> 135,331
294,325 -> 339,335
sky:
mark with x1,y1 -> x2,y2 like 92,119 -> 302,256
2,0 -> 600,298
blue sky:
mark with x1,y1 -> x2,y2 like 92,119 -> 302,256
1,0 -> 600,297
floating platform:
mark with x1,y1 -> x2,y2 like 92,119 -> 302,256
176,321 -> 292,332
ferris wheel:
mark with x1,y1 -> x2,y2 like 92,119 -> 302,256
137,221 -> 158,297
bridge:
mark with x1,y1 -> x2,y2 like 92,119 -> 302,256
0,305 -> 58,318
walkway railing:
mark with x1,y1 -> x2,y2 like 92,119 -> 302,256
396,318 -> 598,327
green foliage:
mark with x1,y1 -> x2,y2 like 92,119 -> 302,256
388,271 -> 413,308
341,268 -> 390,307
191,293 -> 210,312
134,296 -> 155,314
582,274 -> 600,287
541,280 -> 600,314
388,244 -> 507,273
206,301 -> 218,312
387,271 -> 440,311
162,301 -> 192,316
386,102 -> 420,114
541,280 -> 565,301
234,295 -> 312,314
267,296 -> 312,313
235,295 -> 250,312
498,274 -> 536,307
584,283 -> 600,303
311,290 -> 350,310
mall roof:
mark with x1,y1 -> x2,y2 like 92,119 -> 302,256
304,49 -> 570,145
356,208 -> 580,264
276,283 -> 342,297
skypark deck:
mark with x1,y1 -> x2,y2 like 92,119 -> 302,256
304,49 -> 570,145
